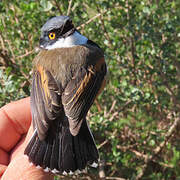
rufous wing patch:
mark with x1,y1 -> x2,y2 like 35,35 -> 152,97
37,66 -> 50,104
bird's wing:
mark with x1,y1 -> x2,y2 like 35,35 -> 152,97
62,57 -> 107,136
31,66 -> 62,140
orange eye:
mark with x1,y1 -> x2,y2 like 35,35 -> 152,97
49,32 -> 56,40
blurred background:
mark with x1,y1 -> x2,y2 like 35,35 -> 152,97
0,0 -> 180,179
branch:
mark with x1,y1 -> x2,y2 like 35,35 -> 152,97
131,149 -> 173,168
109,112 -> 118,122
99,160 -> 106,179
98,129 -> 118,149
77,5 -> 124,31
135,116 -> 180,180
95,4 -> 113,49
156,56 -> 180,110
6,39 -> 15,62
77,10 -> 107,30
0,33 -> 5,49
16,49 -> 37,59
154,117 -> 180,154
0,49 -> 15,68
0,48 -> 31,85
53,0 -> 63,14
118,100 -> 132,113
97,139 -> 108,150
109,100 -> 117,115
106,177 -> 126,180
95,99 -> 102,112
67,0 -> 73,16
130,37 -> 137,85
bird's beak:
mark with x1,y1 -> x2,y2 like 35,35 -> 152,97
39,38 -> 46,49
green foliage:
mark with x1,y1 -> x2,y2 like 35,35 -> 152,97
0,0 -> 180,179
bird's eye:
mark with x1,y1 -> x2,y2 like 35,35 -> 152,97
49,32 -> 56,40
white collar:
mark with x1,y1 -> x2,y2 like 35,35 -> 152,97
45,31 -> 88,50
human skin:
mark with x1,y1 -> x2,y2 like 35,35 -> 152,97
0,97 -> 54,180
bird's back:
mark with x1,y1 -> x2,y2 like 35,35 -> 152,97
33,44 -> 104,88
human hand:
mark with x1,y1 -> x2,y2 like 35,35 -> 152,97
0,97 -> 54,180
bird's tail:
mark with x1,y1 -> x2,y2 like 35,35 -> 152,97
24,120 -> 99,174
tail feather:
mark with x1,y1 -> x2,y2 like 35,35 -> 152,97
27,134 -> 39,163
35,140 -> 47,166
61,126 -> 77,172
43,142 -> 51,168
73,135 -> 86,169
50,133 -> 59,170
24,120 -> 99,174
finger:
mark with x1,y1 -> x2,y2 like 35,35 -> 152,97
2,155 -> 54,180
0,97 -> 31,152
2,124 -> 54,180
0,148 -> 9,165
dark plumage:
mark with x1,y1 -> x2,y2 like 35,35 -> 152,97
24,16 -> 107,174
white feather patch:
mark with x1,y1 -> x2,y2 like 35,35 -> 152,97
90,162 -> 98,168
51,168 -> 59,174
44,167 -> 50,172
69,170 -> 73,175
36,165 -> 42,169
63,171 -> 68,175
46,31 -> 88,49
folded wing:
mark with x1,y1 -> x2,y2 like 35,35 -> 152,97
62,57 -> 107,136
31,66 -> 62,140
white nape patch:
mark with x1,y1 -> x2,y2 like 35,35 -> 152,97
46,31 -> 88,49
63,171 -> 68,175
44,167 -> 50,172
90,162 -> 98,168
36,165 -> 42,169
51,168 -> 59,174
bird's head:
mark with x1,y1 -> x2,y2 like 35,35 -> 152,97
39,16 -> 76,50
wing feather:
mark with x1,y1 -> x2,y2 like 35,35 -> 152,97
31,66 -> 62,140
62,58 -> 107,136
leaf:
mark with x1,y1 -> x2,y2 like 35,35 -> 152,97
40,0 -> 53,12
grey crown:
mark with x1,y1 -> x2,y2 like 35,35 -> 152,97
41,16 -> 71,32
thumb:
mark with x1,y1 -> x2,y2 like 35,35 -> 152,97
1,125 -> 54,180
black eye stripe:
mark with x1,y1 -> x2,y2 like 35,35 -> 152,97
46,21 -> 75,39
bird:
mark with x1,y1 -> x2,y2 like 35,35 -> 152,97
24,15 -> 107,175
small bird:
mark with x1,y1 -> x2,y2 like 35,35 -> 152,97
24,16 -> 107,175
